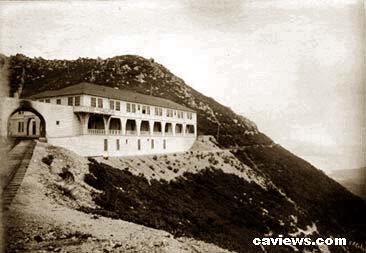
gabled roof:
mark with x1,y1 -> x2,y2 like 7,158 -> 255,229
27,82 -> 195,112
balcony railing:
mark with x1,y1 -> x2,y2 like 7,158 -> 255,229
126,130 -> 137,135
88,129 -> 106,135
153,132 -> 163,136
140,130 -> 150,136
109,129 -> 121,135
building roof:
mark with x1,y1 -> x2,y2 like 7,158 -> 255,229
28,82 -> 195,112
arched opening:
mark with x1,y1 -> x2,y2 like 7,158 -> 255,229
88,114 -> 105,134
153,122 -> 162,136
126,119 -> 137,135
109,118 -> 121,135
8,104 -> 46,139
175,124 -> 183,135
165,123 -> 173,136
140,120 -> 150,135
186,124 -> 195,135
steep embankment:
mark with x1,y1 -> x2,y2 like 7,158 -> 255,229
5,54 -> 366,252
5,139 -> 237,253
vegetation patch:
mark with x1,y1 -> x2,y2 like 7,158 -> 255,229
41,154 -> 54,166
83,159 -> 302,253
234,146 -> 366,242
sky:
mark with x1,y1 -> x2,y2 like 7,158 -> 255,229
0,0 -> 365,171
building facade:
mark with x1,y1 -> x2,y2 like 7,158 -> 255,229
19,82 -> 197,157
8,111 -> 41,137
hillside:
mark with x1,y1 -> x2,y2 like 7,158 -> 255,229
4,54 -> 366,252
328,168 -> 366,199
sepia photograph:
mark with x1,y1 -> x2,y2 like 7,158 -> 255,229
0,0 -> 365,252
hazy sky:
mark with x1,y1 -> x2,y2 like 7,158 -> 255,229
0,0 -> 365,171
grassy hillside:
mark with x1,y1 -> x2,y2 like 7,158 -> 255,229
6,54 -> 366,251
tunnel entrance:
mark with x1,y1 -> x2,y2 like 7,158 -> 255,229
8,107 -> 46,139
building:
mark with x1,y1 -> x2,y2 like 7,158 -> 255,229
12,82 -> 197,156
8,111 -> 41,138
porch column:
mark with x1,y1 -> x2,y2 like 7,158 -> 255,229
149,120 -> 154,136
172,122 -> 176,137
183,123 -> 187,136
103,116 -> 110,135
79,113 -> 90,135
161,121 -> 166,137
121,118 -> 127,135
136,119 -> 142,136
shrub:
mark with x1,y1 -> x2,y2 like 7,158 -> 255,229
152,155 -> 158,160
58,165 -> 74,183
42,154 -> 54,166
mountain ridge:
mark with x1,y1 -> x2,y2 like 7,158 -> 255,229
4,54 -> 366,252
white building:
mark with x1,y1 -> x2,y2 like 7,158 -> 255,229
17,82 -> 197,157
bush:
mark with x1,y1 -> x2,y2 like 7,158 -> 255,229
152,155 -> 158,160
42,154 -> 54,166
58,165 -> 75,183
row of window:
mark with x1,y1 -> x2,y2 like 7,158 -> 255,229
68,96 -> 81,106
103,138 -> 166,151
38,96 -> 193,120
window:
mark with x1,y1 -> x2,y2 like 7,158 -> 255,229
167,109 -> 173,117
116,139 -> 120,150
91,97 -> 96,107
45,99 -> 50,103
151,139 -> 154,149
39,99 -> 44,102
56,99 -> 61,105
154,107 -> 162,116
187,112 -> 193,120
177,111 -> 183,119
137,139 -> 141,150
56,121 -> 60,125
68,97 -> 73,106
104,139 -> 108,151
116,101 -> 120,111
142,105 -> 150,114
131,104 -> 136,113
137,104 -> 140,111
163,139 -> 166,149
98,98 -> 103,108
125,139 -> 128,144
74,96 -> 80,106
126,103 -> 131,112
110,100 -> 114,110
18,122 -> 24,133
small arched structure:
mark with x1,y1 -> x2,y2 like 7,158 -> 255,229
140,120 -> 150,135
126,119 -> 137,135
186,124 -> 195,135
175,123 -> 183,135
153,122 -> 162,135
88,114 -> 105,134
7,101 -> 46,139
165,123 -> 173,135
109,118 -> 121,135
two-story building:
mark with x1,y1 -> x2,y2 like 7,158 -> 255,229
23,82 -> 197,156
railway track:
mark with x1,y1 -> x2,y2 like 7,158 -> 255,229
2,140 -> 36,209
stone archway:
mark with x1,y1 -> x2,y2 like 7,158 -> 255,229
7,100 -> 46,139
